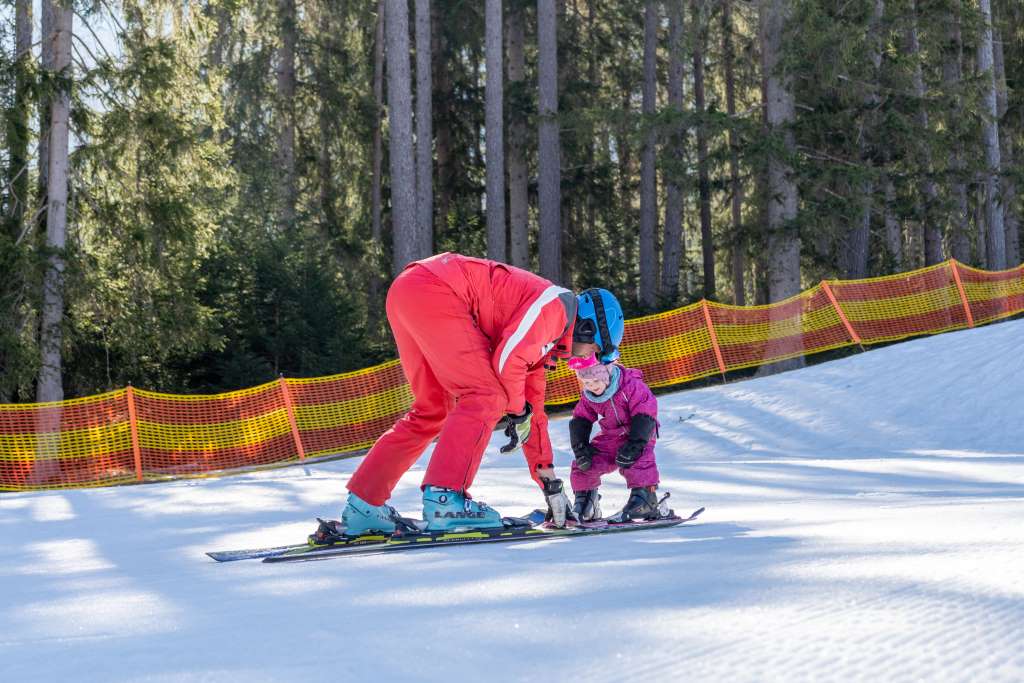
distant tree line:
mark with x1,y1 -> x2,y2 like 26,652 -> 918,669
0,0 -> 1020,402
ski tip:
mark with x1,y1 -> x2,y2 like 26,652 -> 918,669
685,506 -> 706,522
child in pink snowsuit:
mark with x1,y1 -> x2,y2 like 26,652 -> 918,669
568,358 -> 662,522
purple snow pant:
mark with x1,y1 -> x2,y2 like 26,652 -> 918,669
569,434 -> 660,492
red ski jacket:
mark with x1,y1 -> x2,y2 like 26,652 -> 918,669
416,252 -> 576,473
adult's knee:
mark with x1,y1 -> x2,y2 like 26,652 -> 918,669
402,401 -> 448,435
454,391 -> 507,422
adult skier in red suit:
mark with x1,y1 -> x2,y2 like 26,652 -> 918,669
340,252 -> 623,535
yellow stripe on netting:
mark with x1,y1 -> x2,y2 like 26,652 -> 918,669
956,264 -> 1024,300
285,359 -> 404,384
620,325 -> 716,366
133,379 -> 280,403
0,388 -> 126,412
0,422 -> 132,461
293,383 -> 414,431
710,304 -> 846,348
827,260 -> 953,286
136,410 -> 293,452
835,285 -> 963,322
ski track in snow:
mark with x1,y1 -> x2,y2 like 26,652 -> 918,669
1,320 -> 1023,682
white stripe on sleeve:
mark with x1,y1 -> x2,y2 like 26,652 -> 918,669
497,285 -> 571,374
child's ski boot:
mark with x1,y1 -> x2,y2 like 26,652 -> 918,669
612,486 -> 668,523
423,485 -> 503,531
573,489 -> 602,522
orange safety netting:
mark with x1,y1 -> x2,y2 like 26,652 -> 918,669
2,259 -> 1022,490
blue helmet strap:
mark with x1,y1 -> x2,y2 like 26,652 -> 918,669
583,288 -> 614,359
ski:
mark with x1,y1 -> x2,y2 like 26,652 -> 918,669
206,533 -> 394,563
261,507 -> 705,564
206,516 -> 528,562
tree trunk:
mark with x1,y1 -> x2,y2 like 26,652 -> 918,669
317,1 -> 339,235
661,0 -> 686,304
975,189 -> 986,265
485,0 -> 506,262
37,1 -> 72,403
584,0 -> 598,282
537,0 -> 561,284
276,0 -> 297,231
38,0 -> 54,228
432,2 -> 453,231
906,0 -> 941,266
977,0 -> 1005,269
992,18 -> 1019,265
842,0 -> 884,280
557,0 -> 576,286
507,0 -> 529,269
692,0 -> 714,299
944,2 -> 971,262
617,93 -> 636,304
372,1 -> 385,251
414,0 -> 433,257
370,1 -> 386,326
883,164 -> 902,269
757,0 -> 803,373
639,0 -> 658,309
761,0 -> 799,302
7,0 -> 31,238
722,0 -> 745,305
386,0 -> 418,275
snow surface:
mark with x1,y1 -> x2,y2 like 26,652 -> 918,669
2,319 -> 1024,682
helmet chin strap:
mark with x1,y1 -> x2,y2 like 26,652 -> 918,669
582,288 -> 614,360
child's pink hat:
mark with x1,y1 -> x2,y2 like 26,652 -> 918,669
568,354 -> 599,371
575,359 -> 611,382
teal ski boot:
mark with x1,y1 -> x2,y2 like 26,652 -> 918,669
340,492 -> 398,536
422,486 -> 503,532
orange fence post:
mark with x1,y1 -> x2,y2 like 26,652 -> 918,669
820,281 -> 862,345
279,377 -> 306,460
126,386 -> 143,482
949,259 -> 975,328
701,300 -> 728,377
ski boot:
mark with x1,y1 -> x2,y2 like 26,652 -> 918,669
615,486 -> 664,522
573,489 -> 602,522
422,485 -> 503,532
339,491 -> 399,536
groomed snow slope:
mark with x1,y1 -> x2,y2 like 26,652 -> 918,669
2,319 -> 1023,682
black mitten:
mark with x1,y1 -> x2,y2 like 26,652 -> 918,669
569,417 -> 595,471
615,414 -> 656,468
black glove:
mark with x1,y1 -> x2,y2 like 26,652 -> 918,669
615,414 -> 657,468
499,403 -> 533,453
568,417 -> 595,471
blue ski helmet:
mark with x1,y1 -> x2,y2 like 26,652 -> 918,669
574,288 -> 625,363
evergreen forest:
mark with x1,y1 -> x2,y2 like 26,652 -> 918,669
0,0 -> 1021,402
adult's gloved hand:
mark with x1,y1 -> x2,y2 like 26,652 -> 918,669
615,414 -> 657,468
542,477 -> 577,528
568,417 -> 595,471
499,403 -> 533,453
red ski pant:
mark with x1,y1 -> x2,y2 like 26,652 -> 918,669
347,265 -> 508,506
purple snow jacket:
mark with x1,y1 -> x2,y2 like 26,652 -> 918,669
572,366 -> 659,456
